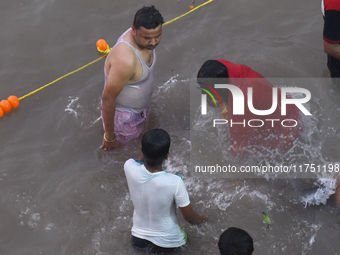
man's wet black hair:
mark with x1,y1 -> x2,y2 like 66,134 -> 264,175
197,60 -> 229,104
197,59 -> 229,78
141,129 -> 170,167
218,227 -> 254,255
133,5 -> 164,30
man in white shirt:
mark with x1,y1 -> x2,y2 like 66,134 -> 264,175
124,129 -> 208,253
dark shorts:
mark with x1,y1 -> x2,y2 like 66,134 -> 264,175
131,235 -> 182,254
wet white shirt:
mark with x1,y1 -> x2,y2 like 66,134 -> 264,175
124,158 -> 190,248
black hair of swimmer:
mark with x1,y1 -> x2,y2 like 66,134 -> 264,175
133,5 -> 164,30
141,129 -> 170,167
218,227 -> 254,255
197,59 -> 230,106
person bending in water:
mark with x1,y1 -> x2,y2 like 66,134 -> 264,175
218,227 -> 254,255
101,6 -> 164,150
197,59 -> 302,156
124,129 -> 208,253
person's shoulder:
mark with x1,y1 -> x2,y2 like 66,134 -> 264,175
110,42 -> 135,55
125,158 -> 143,164
124,158 -> 143,169
106,42 -> 137,68
163,171 -> 184,181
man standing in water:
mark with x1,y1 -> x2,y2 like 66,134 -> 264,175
322,0 -> 340,204
124,129 -> 208,253
322,0 -> 340,84
101,6 -> 163,150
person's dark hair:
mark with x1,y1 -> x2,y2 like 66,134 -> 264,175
197,60 -> 229,105
197,60 -> 229,78
218,227 -> 254,255
141,129 -> 170,167
133,5 -> 164,30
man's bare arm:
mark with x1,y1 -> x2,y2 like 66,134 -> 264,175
179,204 -> 208,225
101,45 -> 136,150
324,40 -> 340,60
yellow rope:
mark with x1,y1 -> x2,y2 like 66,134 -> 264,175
97,46 -> 111,55
19,55 -> 106,101
163,0 -> 214,26
18,0 -> 215,101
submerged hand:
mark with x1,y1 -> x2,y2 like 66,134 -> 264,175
101,133 -> 117,151
200,214 -> 209,223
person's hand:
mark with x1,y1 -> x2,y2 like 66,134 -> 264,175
200,214 -> 209,223
220,103 -> 228,119
101,133 -> 117,151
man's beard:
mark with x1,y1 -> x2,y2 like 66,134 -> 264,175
145,44 -> 158,50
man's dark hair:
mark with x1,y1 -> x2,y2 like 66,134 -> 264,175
197,59 -> 229,78
133,5 -> 164,30
218,227 -> 254,255
197,60 -> 229,105
141,129 -> 170,167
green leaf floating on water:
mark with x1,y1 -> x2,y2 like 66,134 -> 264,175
262,212 -> 271,226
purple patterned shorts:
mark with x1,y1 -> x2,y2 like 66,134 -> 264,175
106,108 -> 147,144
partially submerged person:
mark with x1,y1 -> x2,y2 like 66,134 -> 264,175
124,129 -> 208,253
197,59 -> 302,156
322,0 -> 340,85
218,227 -> 254,255
322,0 -> 340,204
101,6 -> 164,150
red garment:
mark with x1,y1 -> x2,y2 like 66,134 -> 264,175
216,59 -> 302,155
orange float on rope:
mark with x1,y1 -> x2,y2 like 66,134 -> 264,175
8,95 -> 20,108
0,107 -> 3,118
96,39 -> 108,51
0,100 -> 12,113
190,5 -> 194,9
